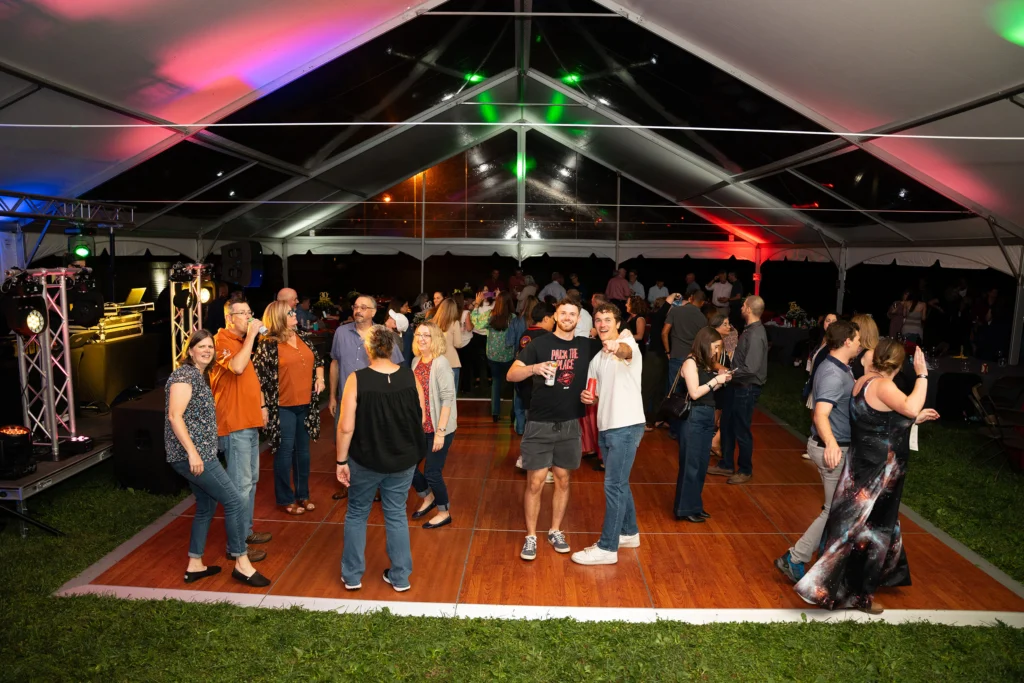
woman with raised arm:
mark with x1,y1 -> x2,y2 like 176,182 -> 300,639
795,340 -> 938,614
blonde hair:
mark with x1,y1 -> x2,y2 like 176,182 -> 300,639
851,314 -> 879,350
261,300 -> 294,343
433,298 -> 460,333
413,321 -> 447,360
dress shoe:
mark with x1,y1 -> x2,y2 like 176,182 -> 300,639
727,473 -> 752,485
227,546 -> 266,563
332,489 -> 349,500
699,511 -> 711,519
676,514 -> 706,523
246,531 -> 272,544
412,501 -> 437,520
423,515 -> 452,529
706,465 -> 734,477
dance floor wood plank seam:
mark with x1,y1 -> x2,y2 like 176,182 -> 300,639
77,402 -> 1024,615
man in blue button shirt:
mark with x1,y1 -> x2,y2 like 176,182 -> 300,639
328,294 -> 403,500
775,319 -> 860,583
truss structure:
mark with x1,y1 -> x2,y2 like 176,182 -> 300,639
0,189 -> 133,226
14,268 -> 78,459
169,264 -> 211,370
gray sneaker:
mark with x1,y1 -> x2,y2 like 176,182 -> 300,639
520,535 -> 538,561
547,529 -> 570,554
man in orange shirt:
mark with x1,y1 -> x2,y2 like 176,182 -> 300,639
211,298 -> 271,561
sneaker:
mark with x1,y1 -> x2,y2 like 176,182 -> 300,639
801,452 -> 811,460
571,544 -> 618,565
547,529 -> 570,554
343,580 -> 362,591
246,531 -> 272,544
727,472 -> 752,485
774,550 -> 806,583
520,535 -> 538,561
545,471 -> 554,484
382,568 -> 410,592
515,456 -> 523,469
618,533 -> 640,548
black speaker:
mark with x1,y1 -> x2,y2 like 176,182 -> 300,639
112,389 -> 185,495
220,241 -> 263,288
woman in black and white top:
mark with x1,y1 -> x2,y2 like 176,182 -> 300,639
166,330 -> 270,587
673,327 -> 732,523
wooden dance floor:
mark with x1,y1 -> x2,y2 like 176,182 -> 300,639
62,401 -> 1024,621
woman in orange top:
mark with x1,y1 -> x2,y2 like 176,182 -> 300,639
254,301 -> 325,515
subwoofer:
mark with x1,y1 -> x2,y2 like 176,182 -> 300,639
112,389 -> 185,495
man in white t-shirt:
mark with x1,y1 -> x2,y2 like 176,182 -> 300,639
572,302 -> 645,566
647,279 -> 668,304
706,271 -> 733,316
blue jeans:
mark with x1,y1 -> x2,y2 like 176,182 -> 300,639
412,431 -> 455,509
667,357 -> 684,436
275,405 -> 310,505
220,427 -> 260,538
342,458 -> 416,588
513,385 -> 527,435
673,404 -> 716,516
597,424 -> 645,552
170,459 -> 248,559
719,385 -> 761,475
488,359 -> 513,417
452,367 -> 461,395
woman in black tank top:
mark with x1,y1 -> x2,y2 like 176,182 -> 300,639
336,325 -> 427,592
673,327 -> 733,523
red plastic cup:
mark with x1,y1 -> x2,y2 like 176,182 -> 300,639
587,378 -> 597,397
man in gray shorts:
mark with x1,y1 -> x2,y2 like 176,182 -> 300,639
507,299 -> 601,561
775,319 -> 860,582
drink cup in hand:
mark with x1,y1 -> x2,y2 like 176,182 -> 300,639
543,361 -> 558,386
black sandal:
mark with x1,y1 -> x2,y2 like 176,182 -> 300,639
184,566 -> 222,584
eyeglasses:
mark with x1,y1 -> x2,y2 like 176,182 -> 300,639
414,333 -> 432,339
287,309 -> 297,316
229,311 -> 253,317
352,305 -> 374,311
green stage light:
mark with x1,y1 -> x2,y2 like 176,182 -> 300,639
464,73 -> 485,83
562,73 -> 581,85
990,1 -> 1024,46
73,244 -> 90,258
67,233 -> 94,260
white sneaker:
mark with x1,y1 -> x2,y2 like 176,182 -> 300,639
801,452 -> 810,460
516,456 -> 523,469
545,471 -> 554,484
618,533 -> 640,548
571,544 -> 618,565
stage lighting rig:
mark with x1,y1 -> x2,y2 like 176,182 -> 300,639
2,270 -> 47,338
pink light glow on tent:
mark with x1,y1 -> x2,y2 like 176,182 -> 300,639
868,138 -> 999,209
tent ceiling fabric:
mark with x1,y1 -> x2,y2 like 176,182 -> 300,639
599,0 -> 1024,236
1,0 -> 1020,264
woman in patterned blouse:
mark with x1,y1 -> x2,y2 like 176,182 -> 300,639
253,301 -> 325,516
166,330 -> 270,587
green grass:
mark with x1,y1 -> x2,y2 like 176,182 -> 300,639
1,385 -> 1023,681
760,364 -> 1024,583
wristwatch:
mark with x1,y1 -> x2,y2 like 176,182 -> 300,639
336,459 -> 348,466
437,427 -> 446,434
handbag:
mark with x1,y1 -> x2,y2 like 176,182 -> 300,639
657,369 -> 691,422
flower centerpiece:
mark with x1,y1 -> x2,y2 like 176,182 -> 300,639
784,301 -> 810,328
310,291 -> 337,316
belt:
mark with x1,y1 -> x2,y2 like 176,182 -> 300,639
812,436 -> 850,448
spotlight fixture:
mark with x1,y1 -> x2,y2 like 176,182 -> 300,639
558,167 -> 571,178
228,191 -> 236,197
441,93 -> 454,102
478,164 -> 490,172
0,424 -> 35,479
596,97 -> 610,106
65,227 -> 94,260
2,274 -> 47,338
898,188 -> 908,199
216,171 -> 224,177
382,194 -> 393,203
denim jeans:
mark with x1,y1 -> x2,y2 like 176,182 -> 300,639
667,357 -> 684,437
412,431 -> 455,510
673,404 -> 716,516
719,385 -> 761,475
488,359 -> 513,417
452,367 -> 461,396
791,437 -> 848,564
342,458 -> 416,588
513,385 -> 527,435
275,405 -> 311,505
170,459 -> 248,559
220,427 -> 260,538
597,424 -> 645,552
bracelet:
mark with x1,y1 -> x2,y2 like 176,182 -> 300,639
261,405 -> 266,408
336,460 -> 348,466
916,374 -> 928,380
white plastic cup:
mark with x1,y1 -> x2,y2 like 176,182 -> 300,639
544,361 -> 557,386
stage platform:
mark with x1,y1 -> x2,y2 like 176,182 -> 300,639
57,402 -> 1024,625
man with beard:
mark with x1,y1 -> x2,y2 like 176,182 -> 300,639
328,294 -> 404,500
507,299 -> 601,561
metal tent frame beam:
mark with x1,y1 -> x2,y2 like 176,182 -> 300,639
787,169 -> 914,242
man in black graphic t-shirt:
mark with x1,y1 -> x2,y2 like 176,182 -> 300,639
513,302 -> 554,434
507,299 -> 602,561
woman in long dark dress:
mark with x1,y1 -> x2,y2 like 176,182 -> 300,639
794,339 -> 938,614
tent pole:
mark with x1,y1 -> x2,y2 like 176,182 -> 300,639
754,244 -> 762,297
420,171 -> 426,292
281,239 -> 289,287
1011,246 -> 1024,366
835,245 -> 848,314
516,127 -> 526,265
614,172 -> 621,268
